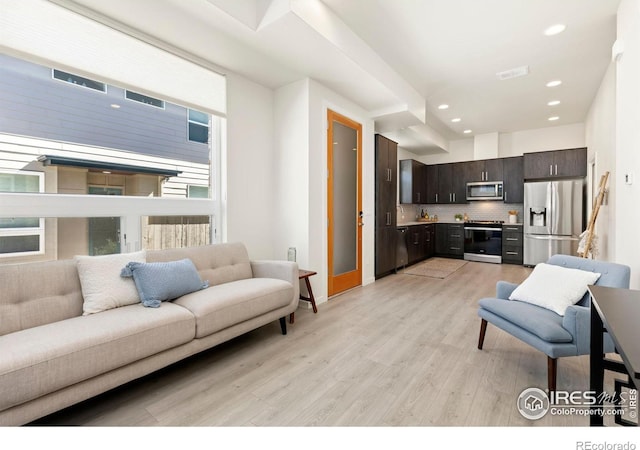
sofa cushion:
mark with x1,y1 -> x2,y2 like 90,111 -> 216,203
0,259 -> 83,336
75,250 -> 146,315
147,242 -> 253,288
479,297 -> 573,343
508,262 -> 601,316
121,259 -> 208,308
0,302 -> 195,412
174,277 -> 294,338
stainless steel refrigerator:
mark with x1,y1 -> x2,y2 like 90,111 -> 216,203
523,179 -> 584,266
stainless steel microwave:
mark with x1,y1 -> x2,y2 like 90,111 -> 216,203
466,181 -> 504,201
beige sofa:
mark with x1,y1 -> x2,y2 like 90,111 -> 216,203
0,242 -> 299,426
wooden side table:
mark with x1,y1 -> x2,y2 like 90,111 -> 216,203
289,269 -> 317,324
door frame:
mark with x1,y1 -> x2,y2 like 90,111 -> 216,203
327,109 -> 363,297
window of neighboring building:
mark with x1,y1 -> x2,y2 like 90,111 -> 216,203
187,185 -> 208,198
0,171 -> 45,257
52,69 -> 106,92
125,90 -> 165,108
188,109 -> 209,144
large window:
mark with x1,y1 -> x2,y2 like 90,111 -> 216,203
0,52 -> 221,264
0,171 -> 44,257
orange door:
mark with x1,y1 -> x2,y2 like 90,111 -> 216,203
327,109 -> 363,296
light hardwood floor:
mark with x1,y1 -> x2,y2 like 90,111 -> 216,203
32,261 -> 613,426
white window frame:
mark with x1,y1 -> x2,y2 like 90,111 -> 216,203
0,170 -> 45,258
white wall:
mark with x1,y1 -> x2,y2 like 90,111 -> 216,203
273,79 -> 310,265
585,63 -> 616,262
614,0 -> 640,288
416,123 -> 586,166
499,123 -> 586,157
225,72 -> 276,260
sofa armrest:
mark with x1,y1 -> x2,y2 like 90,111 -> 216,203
250,260 -> 300,303
563,304 -> 590,355
496,281 -> 519,300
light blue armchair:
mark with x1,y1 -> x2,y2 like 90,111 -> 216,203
477,255 -> 630,391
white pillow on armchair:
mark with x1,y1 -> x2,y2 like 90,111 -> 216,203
509,262 -> 601,316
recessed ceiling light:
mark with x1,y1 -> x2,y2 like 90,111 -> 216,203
548,116 -> 560,121
110,104 -> 121,109
438,104 -> 449,110
546,80 -> 562,87
544,24 -> 566,36
451,118 -> 461,123
547,100 -> 561,106
463,129 -> 472,134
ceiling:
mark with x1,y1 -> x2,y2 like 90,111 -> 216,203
56,0 -> 620,154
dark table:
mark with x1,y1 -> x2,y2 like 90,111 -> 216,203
588,284 -> 640,426
289,269 -> 317,324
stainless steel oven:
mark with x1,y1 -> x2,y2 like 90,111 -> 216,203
463,221 -> 503,264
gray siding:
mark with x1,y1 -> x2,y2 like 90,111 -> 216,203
0,54 -> 209,165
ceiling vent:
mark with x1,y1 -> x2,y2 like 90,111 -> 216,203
496,65 -> 530,80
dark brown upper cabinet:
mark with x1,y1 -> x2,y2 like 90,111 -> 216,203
502,156 -> 524,203
424,164 -> 438,204
464,158 -> 504,183
437,163 -> 466,204
400,159 -> 426,204
524,148 -> 587,180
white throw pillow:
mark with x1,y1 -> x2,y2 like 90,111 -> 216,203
508,263 -> 601,316
75,250 -> 146,315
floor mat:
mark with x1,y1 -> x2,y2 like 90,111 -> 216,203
402,257 -> 468,279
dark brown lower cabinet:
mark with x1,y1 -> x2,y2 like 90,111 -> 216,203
502,224 -> 523,265
375,226 -> 397,278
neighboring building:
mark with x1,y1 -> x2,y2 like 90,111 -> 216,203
0,53 -> 213,261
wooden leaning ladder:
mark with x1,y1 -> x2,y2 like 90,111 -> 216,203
579,171 -> 609,258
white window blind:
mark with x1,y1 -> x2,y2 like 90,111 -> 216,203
0,0 -> 226,117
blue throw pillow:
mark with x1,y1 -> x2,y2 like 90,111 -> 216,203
120,258 -> 208,308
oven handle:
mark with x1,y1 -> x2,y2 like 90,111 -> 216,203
464,227 -> 502,232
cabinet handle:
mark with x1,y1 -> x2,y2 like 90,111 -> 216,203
506,251 -> 519,255
555,164 -> 558,175
386,212 -> 391,226
504,191 -> 507,202
386,168 -> 391,182
435,193 -> 438,203
481,171 -> 484,181
550,165 -> 553,176
450,247 -> 461,250
506,237 -> 518,241
451,234 -> 461,238
504,227 -> 519,231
